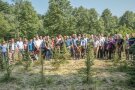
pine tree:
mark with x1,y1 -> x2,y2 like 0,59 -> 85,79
14,0 -> 41,39
39,49 -> 45,82
51,48 -> 61,69
85,43 -> 94,84
43,0 -> 73,35
2,43 -> 14,82
60,41 -> 70,60
22,50 -> 31,70
113,46 -> 119,66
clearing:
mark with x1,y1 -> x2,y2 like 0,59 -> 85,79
0,59 -> 134,90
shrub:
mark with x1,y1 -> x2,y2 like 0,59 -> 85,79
85,43 -> 94,84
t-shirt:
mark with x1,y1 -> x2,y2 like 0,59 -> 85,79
76,40 -> 81,46
17,41 -> 24,49
0,45 -> 7,53
9,43 -> 16,51
81,39 -> 86,47
65,39 -> 71,47
94,40 -> 100,48
71,38 -> 78,46
28,42 -> 33,51
99,37 -> 105,46
107,41 -> 114,49
34,39 -> 42,48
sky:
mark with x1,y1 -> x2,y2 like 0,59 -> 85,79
6,0 -> 135,17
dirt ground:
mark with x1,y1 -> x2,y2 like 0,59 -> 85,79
0,59 -> 134,90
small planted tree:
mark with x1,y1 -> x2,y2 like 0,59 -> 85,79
85,43 -> 94,84
0,53 -> 3,70
51,48 -> 62,70
39,49 -> 45,82
22,50 -> 31,71
1,45 -> 14,82
60,42 -> 70,60
113,47 -> 119,66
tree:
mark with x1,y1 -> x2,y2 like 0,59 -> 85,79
96,18 -> 105,34
0,0 -> 11,14
14,0 -> 41,39
86,8 -> 98,34
43,0 -> 73,35
119,11 -> 135,29
85,43 -> 94,84
72,6 -> 87,34
101,9 -> 113,34
0,12 -> 11,39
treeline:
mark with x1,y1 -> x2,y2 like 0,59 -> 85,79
0,0 -> 135,40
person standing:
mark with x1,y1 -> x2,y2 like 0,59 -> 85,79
45,36 -> 52,60
34,36 -> 42,60
9,38 -> 16,62
107,36 -> 115,60
116,34 -> 124,60
80,36 -> 87,58
0,41 -> 8,64
28,39 -> 34,53
16,37 -> 24,59
98,35 -> 105,59
93,36 -> 100,58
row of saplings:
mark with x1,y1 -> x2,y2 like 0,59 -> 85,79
0,42 -> 135,87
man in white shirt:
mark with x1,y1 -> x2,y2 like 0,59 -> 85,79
9,38 -> 16,62
34,36 -> 42,49
16,38 -> 24,57
34,35 -> 42,60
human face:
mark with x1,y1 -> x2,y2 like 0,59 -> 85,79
19,38 -> 22,41
36,36 -> 39,40
11,38 -> 14,43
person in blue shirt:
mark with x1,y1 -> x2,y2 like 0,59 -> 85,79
65,36 -> 71,47
0,41 -> 8,62
80,36 -> 87,58
28,39 -> 34,53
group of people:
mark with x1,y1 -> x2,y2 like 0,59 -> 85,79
0,33 -> 135,63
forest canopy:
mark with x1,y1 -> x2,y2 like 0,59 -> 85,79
0,0 -> 135,40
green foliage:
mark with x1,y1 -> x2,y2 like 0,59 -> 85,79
119,11 -> 135,29
16,1 -> 41,39
0,12 -> 11,38
22,50 -> 31,70
101,9 -> 119,34
51,48 -> 61,70
113,47 -> 119,66
0,0 -> 135,37
60,42 -> 70,60
85,43 -> 94,84
0,51 -> 14,82
44,0 -> 75,35
0,0 -> 11,14
127,67 -> 135,87
39,49 -> 45,82
51,46 -> 68,69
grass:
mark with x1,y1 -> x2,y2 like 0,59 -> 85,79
0,59 -> 134,90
